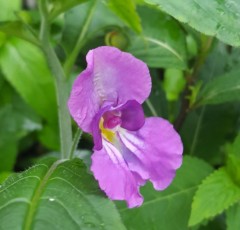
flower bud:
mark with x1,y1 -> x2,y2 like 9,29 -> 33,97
105,30 -> 129,50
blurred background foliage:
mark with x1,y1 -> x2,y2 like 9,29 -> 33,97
0,0 -> 240,229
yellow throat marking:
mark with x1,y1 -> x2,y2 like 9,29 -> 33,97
99,119 -> 115,142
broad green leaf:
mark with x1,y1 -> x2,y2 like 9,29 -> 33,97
127,6 -> 187,69
0,0 -> 21,21
0,38 -> 57,124
0,172 -> 11,183
107,0 -> 142,33
0,21 -> 39,46
147,0 -> 240,46
0,158 -> 126,230
189,168 -> 240,226
118,156 -> 213,230
226,203 -> 240,230
49,0 -> 89,20
180,104 -> 239,165
197,69 -> 240,105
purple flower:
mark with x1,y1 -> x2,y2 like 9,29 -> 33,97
68,46 -> 183,208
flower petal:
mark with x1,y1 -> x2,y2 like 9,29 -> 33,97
68,46 -> 151,132
68,51 -> 100,133
91,140 -> 143,208
120,100 -> 145,131
118,117 -> 183,190
91,103 -> 113,151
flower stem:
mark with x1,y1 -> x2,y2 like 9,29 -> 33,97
63,0 -> 97,77
38,0 -> 72,159
174,36 -> 213,131
68,128 -> 83,160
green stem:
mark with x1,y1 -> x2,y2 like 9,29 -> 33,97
146,99 -> 158,116
63,0 -> 97,77
38,0 -> 72,159
68,128 -> 83,159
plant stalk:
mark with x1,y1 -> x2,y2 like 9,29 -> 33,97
38,0 -> 72,159
68,128 -> 83,159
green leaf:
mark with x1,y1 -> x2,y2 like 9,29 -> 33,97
163,68 -> 186,101
226,203 -> 240,230
147,0 -> 240,46
226,133 -> 240,186
0,158 -> 126,229
180,104 -> 239,165
61,0 -> 124,55
107,0 -> 142,33
231,133 -> 240,158
197,69 -> 240,105
189,168 -> 240,226
0,0 -> 21,21
127,5 -> 187,69
0,137 -> 17,172
0,82 -> 41,171
38,124 -> 60,150
49,0 -> 89,20
0,172 -> 11,184
0,38 -> 57,124
118,156 -> 213,230
0,21 -> 39,46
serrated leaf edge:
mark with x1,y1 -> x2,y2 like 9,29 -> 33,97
188,167 -> 240,227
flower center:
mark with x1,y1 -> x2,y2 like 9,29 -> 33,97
99,112 -> 122,143
99,119 -> 115,142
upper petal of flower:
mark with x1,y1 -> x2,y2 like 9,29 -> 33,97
119,117 -> 183,190
68,46 -> 151,133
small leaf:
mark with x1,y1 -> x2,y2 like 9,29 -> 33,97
163,68 -> 186,101
118,156 -> 213,230
107,0 -> 142,33
226,203 -> 240,230
147,0 -> 240,46
0,158 -> 126,229
226,133 -> 240,187
189,168 -> 240,226
197,69 -> 240,105
231,133 -> 240,158
49,0 -> 89,20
